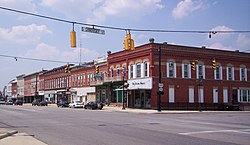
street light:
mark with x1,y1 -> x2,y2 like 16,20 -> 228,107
122,67 -> 126,110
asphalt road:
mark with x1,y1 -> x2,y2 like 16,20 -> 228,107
0,105 -> 249,145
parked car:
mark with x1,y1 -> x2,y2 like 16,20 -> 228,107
57,101 -> 69,107
5,100 -> 13,105
14,100 -> 23,105
32,100 -> 40,106
39,100 -> 48,106
0,100 -> 5,105
84,102 -> 103,110
69,101 -> 84,108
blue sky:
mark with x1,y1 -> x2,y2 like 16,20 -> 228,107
0,0 -> 250,90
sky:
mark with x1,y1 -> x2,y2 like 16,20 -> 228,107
0,0 -> 250,90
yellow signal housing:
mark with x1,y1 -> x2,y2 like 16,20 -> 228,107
95,65 -> 99,74
123,33 -> 135,51
212,58 -> 216,70
191,61 -> 196,71
123,39 -> 129,50
70,31 -> 76,48
129,39 -> 135,50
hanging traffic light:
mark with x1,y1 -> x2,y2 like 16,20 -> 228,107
191,60 -> 196,71
70,30 -> 76,48
95,65 -> 99,74
70,23 -> 76,48
212,58 -> 216,70
123,33 -> 135,50
65,64 -> 71,74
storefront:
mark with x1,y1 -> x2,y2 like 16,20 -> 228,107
74,87 -> 95,103
127,78 -> 152,108
44,90 -> 56,103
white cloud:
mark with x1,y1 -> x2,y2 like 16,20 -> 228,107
22,43 -> 99,63
172,0 -> 203,19
209,42 -> 234,51
40,0 -> 102,20
87,0 -> 164,23
38,0 -> 164,23
208,25 -> 233,41
0,0 -> 37,13
0,24 -> 52,44
237,34 -> 250,48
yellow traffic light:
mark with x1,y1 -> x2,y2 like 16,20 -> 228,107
70,30 -> 76,48
95,65 -> 99,74
123,39 -> 129,50
191,60 -> 196,71
129,39 -> 135,50
212,58 -> 216,70
123,33 -> 135,51
65,64 -> 71,74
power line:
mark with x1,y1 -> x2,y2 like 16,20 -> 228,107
0,54 -> 80,64
1,6 -> 250,34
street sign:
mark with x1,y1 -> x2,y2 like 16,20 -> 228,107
159,87 -> 163,92
159,83 -> 164,88
82,27 -> 105,35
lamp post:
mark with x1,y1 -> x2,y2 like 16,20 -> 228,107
122,67 -> 126,110
122,74 -> 125,110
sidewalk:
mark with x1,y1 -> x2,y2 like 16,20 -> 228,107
0,128 -> 47,145
102,106 -> 201,114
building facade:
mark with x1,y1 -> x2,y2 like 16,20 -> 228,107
105,41 -> 250,110
16,74 -> 25,101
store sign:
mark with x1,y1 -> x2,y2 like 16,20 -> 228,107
127,78 -> 152,90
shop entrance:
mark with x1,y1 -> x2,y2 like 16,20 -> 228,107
134,90 -> 151,108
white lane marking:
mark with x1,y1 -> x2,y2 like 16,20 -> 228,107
179,129 -> 250,135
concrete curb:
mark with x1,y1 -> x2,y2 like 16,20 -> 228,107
0,130 -> 18,140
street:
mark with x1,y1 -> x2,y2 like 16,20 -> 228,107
0,105 -> 250,145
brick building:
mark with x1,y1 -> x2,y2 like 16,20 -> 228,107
103,41 -> 250,110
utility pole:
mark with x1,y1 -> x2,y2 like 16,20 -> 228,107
157,46 -> 162,112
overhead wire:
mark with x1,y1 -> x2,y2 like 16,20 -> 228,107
1,6 -> 250,34
0,54 -> 81,64
0,6 -> 250,64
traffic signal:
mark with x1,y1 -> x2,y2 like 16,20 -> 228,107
70,30 -> 76,48
212,58 -> 216,70
123,33 -> 135,50
191,60 -> 196,71
95,65 -> 99,74
65,64 -> 71,74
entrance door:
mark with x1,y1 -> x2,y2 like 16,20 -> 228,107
140,91 -> 145,108
232,89 -> 238,103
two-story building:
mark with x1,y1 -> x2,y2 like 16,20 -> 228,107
104,39 -> 249,110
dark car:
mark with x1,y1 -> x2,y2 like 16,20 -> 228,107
84,102 -> 103,110
39,100 -> 48,106
32,100 -> 40,106
14,100 -> 23,105
57,101 -> 69,107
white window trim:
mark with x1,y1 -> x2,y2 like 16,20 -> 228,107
167,62 -> 176,78
214,66 -> 223,80
169,87 -> 175,103
240,67 -> 248,81
182,64 -> 191,79
223,88 -> 228,103
213,88 -> 218,103
189,87 -> 194,103
196,65 -> 205,79
227,66 -> 234,80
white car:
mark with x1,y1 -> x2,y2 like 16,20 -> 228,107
68,101 -> 84,108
